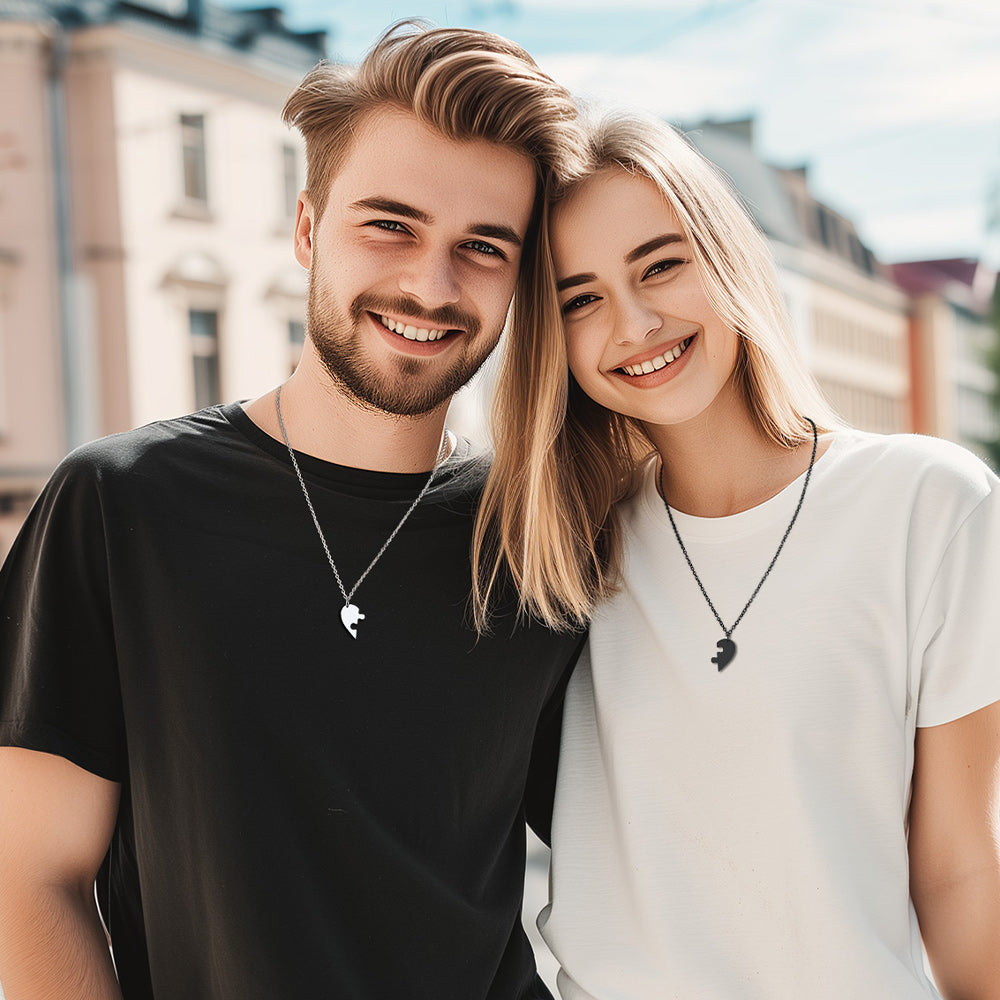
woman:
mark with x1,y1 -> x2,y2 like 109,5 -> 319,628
473,113 -> 1000,998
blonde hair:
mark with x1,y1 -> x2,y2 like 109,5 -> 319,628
472,111 -> 840,631
281,20 -> 583,221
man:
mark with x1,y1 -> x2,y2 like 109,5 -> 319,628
0,23 -> 584,998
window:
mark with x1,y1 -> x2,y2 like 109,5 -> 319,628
181,114 -> 208,204
282,144 -> 299,220
190,309 -> 220,408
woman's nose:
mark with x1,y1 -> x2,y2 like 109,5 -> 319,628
613,297 -> 663,346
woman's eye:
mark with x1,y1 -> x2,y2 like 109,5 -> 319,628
563,293 -> 599,314
643,258 -> 685,279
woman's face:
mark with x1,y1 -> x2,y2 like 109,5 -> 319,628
551,168 -> 740,430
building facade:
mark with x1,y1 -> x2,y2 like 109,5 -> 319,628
687,119 -> 912,435
892,258 -> 999,467
0,0 -> 324,553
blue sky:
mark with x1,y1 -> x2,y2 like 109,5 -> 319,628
277,0 -> 1000,266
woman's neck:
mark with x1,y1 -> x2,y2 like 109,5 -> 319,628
647,397 -> 820,519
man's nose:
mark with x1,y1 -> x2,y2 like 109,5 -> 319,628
397,247 -> 461,306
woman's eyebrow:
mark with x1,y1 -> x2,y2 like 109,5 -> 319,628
556,272 -> 597,293
624,233 -> 686,265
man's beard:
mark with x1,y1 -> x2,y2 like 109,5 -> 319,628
306,277 -> 503,418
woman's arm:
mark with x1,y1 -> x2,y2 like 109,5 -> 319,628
909,699 -> 1000,999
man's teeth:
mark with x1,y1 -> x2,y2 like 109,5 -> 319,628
380,315 -> 448,342
621,337 -> 692,376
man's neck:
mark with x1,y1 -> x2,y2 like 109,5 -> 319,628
243,367 -> 450,474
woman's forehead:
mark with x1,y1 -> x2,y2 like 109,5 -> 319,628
551,170 -> 683,267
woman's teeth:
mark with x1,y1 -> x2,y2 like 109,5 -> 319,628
380,315 -> 448,342
620,336 -> 692,376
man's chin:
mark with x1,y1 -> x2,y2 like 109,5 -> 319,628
323,362 -> 460,418
309,312 -> 500,418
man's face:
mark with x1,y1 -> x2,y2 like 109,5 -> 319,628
294,107 -> 537,416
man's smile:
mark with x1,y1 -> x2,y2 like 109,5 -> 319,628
375,313 -> 458,343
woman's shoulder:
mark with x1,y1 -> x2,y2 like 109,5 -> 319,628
825,428 -> 997,522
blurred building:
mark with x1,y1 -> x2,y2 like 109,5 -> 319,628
892,258 -> 999,466
686,119 -> 911,434
0,0 -> 324,552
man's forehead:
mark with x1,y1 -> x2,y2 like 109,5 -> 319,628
330,107 -> 537,233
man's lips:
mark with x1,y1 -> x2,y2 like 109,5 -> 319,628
371,312 -> 463,343
612,335 -> 695,377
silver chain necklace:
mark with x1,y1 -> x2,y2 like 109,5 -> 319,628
658,417 -> 817,671
275,384 -> 450,639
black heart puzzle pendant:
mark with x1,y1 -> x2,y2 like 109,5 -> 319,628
712,638 -> 736,671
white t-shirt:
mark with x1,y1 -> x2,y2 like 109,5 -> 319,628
540,429 -> 1000,999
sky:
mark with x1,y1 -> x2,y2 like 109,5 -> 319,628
277,0 -> 1000,267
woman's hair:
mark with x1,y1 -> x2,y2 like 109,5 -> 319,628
472,110 -> 840,632
281,20 -> 583,222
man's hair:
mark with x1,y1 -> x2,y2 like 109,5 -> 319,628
473,110 -> 842,632
282,20 -> 583,221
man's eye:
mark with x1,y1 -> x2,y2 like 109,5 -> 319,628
369,220 -> 409,233
643,258 -> 685,279
465,240 -> 503,258
563,293 -> 598,314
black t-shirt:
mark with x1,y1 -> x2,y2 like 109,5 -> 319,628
0,403 -> 583,999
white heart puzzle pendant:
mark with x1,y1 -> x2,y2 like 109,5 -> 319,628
340,603 -> 365,639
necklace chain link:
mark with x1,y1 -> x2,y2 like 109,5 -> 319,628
658,418 -> 818,663
275,384 -> 449,612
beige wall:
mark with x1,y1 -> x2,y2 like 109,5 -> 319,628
0,21 -> 67,474
0,17 -> 313,557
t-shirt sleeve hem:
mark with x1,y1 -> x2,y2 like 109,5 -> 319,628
916,692 -> 1000,729
0,718 -> 125,783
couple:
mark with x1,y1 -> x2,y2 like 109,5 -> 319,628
1,21 -> 997,1000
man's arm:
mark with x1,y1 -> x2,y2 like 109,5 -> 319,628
0,747 -> 122,999
909,699 -> 1000,1000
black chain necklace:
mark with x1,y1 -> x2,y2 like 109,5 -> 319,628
658,418 -> 818,671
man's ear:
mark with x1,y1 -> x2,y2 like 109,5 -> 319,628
293,193 -> 314,270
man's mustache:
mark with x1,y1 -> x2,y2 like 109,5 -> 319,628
349,294 -> 481,337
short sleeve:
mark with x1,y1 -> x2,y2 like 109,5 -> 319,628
914,470 -> 1000,728
0,452 -> 126,780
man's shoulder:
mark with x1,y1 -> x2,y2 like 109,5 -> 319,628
57,405 -> 240,482
425,439 -> 491,511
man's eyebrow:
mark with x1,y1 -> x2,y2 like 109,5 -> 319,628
468,223 -> 523,248
556,272 -> 597,293
348,197 -> 432,225
624,232 -> 686,265
348,198 -> 522,247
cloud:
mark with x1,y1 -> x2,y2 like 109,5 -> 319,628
859,203 -> 988,262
